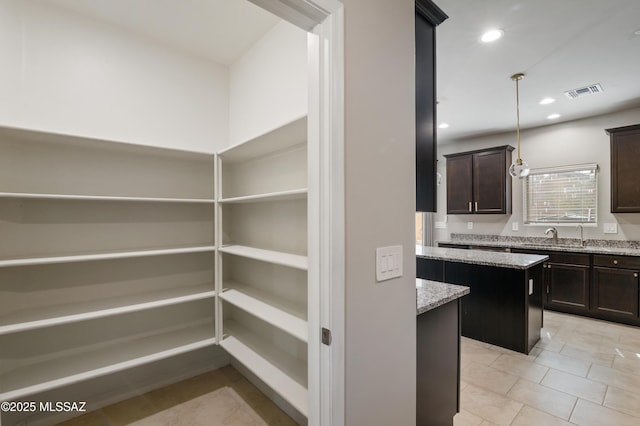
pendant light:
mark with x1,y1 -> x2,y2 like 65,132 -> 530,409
508,72 -> 530,178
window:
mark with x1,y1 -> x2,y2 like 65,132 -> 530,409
524,163 -> 598,224
416,213 -> 424,246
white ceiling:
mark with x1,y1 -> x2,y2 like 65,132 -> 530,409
435,0 -> 640,142
43,0 -> 640,142
44,0 -> 280,65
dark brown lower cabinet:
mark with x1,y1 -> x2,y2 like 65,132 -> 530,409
417,257 -> 444,281
592,267 -> 639,317
544,253 -> 591,312
417,256 -> 543,354
592,254 -> 640,319
511,249 -> 591,314
417,299 -> 460,426
442,245 -> 640,326
546,263 -> 590,310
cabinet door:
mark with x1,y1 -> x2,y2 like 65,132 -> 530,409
592,267 -> 639,317
473,149 -> 510,213
446,154 -> 473,214
610,125 -> 640,213
415,9 -> 437,213
546,263 -> 590,311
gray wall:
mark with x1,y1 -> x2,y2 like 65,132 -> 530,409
344,0 -> 417,424
435,106 -> 640,243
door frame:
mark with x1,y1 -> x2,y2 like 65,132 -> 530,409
247,1 -> 345,425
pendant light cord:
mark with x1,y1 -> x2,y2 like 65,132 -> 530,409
511,73 -> 525,166
515,77 -> 521,164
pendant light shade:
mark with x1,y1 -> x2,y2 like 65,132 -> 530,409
509,73 -> 530,178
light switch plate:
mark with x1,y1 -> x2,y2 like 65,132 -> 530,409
604,223 -> 618,234
376,245 -> 403,282
435,221 -> 447,229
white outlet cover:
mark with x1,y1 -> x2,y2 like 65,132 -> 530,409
467,222 -> 473,230
435,221 -> 447,229
604,223 -> 618,234
512,222 -> 519,231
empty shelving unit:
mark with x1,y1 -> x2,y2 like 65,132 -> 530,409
0,115 -> 315,425
0,126 -> 220,424
217,115 -> 311,418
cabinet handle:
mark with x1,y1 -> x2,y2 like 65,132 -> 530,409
475,201 -> 478,212
547,264 -> 551,269
468,201 -> 472,212
613,260 -> 618,265
634,273 -> 638,278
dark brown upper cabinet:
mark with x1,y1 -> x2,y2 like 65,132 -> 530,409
444,146 -> 514,214
607,124 -> 640,213
415,0 -> 447,212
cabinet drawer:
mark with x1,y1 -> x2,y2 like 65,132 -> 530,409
513,250 -> 589,266
593,255 -> 640,269
548,252 -> 590,266
438,243 -> 470,249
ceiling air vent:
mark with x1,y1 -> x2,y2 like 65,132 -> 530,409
564,84 -> 603,99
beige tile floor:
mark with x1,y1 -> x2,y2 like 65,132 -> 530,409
55,366 -> 297,426
455,310 -> 640,426
54,310 -> 640,426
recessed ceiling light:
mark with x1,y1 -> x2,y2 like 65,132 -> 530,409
634,28 -> 640,36
438,123 -> 450,129
539,97 -> 556,105
547,113 -> 561,120
481,29 -> 504,43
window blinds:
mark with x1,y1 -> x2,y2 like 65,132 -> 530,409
524,163 -> 598,223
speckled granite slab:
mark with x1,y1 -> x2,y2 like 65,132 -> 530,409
439,233 -> 640,256
416,245 -> 548,269
416,279 -> 469,315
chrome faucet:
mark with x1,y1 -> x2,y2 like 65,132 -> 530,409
544,227 -> 558,244
577,224 -> 585,247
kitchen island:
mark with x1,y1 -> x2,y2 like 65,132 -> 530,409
416,246 -> 548,354
440,235 -> 640,327
416,279 -> 469,426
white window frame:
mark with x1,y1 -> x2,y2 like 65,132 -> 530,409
522,163 -> 599,227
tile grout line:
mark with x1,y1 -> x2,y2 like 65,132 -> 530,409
602,384 -> 610,407
508,403 -> 526,426
567,397 -> 580,424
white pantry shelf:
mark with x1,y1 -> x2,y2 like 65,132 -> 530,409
219,116 -> 307,163
0,192 -> 214,203
219,245 -> 307,271
0,285 -> 216,335
0,323 -> 216,401
0,125 -> 214,158
0,246 -> 216,268
221,322 -> 308,417
220,287 -> 307,342
218,188 -> 307,204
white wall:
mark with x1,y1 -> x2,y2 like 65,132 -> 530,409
228,20 -> 308,146
344,0 -> 417,424
435,106 -> 640,243
0,0 -> 229,153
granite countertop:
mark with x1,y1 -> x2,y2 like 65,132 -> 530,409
416,245 -> 548,269
439,233 -> 640,257
416,279 -> 469,315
